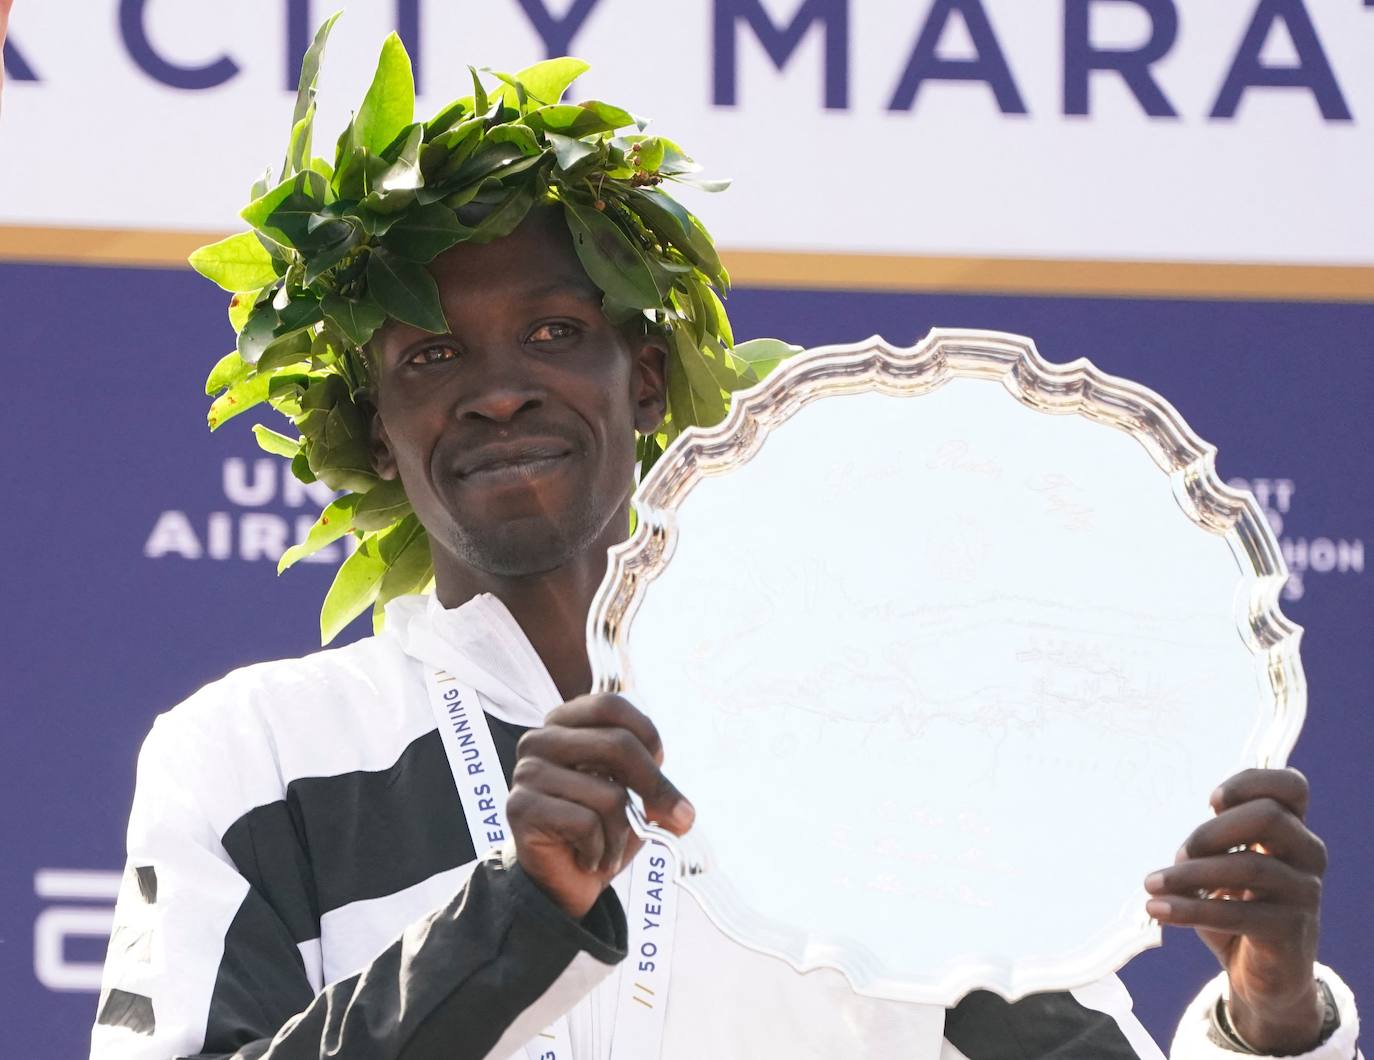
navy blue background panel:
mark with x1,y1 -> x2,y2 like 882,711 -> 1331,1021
2,261 -> 1369,1057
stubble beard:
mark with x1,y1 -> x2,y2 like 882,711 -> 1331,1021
439,487 -> 627,579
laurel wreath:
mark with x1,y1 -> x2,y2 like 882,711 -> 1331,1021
190,14 -> 797,643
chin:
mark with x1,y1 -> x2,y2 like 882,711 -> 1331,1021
450,509 -> 615,578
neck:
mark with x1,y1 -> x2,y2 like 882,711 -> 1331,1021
432,507 -> 628,702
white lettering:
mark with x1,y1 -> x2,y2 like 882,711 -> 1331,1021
282,472 -> 337,509
223,457 -> 276,506
143,510 -> 202,559
238,513 -> 290,562
207,511 -> 233,559
1309,537 -> 1337,573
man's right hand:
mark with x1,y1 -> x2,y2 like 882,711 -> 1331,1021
508,694 -> 695,920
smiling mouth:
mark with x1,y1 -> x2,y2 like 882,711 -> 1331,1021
456,444 -> 574,482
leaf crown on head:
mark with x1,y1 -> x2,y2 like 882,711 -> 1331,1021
191,14 -> 796,644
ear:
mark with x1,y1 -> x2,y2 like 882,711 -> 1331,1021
631,330 -> 669,435
363,392 -> 399,481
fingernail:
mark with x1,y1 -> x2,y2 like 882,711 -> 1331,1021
1143,872 -> 1165,893
1210,785 -> 1224,806
670,797 -> 695,832
1146,898 -> 1171,920
1174,846 -> 1189,864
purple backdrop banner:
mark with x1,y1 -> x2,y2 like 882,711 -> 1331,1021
2,261 -> 1369,1057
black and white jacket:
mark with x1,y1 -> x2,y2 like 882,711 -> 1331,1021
92,594 -> 1361,1060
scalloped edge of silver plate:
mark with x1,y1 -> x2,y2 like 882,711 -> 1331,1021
587,328 -> 1305,1004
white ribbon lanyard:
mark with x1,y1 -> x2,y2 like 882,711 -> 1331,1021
608,840 -> 677,1060
426,669 -> 572,1060
425,667 -> 677,1060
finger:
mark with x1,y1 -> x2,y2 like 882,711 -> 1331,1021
506,788 -> 607,874
517,725 -> 694,835
545,694 -> 665,766
1179,799 -> 1327,875
512,757 -> 634,874
1211,767 -> 1309,819
1146,852 -> 1321,906
1144,894 -> 1319,944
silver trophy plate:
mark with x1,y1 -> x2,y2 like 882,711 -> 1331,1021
586,330 -> 1303,1007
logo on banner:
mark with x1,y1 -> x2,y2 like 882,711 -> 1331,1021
142,457 -> 355,566
1229,476 -> 1364,602
33,870 -> 121,993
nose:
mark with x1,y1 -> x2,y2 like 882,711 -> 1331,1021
455,347 -> 544,424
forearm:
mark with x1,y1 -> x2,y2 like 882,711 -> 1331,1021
96,852 -> 625,1060
249,855 -> 625,1060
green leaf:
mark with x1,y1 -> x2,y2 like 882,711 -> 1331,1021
468,181 -> 538,244
205,350 -> 250,395
731,337 -> 801,383
666,334 -> 726,433
228,289 -> 265,334
381,202 -> 473,262
189,232 -> 279,293
320,515 -> 426,643
628,187 -> 725,287
242,170 -> 328,247
669,173 -> 731,193
490,70 -> 531,114
352,478 -> 412,531
704,285 -> 734,347
253,424 -> 302,459
563,198 -> 665,309
373,520 -> 434,629
449,140 -> 528,186
279,492 -> 360,573
285,10 -> 341,174
546,131 -> 598,171
257,328 -> 316,372
468,66 -> 489,117
366,248 -> 448,332
574,100 -> 638,132
250,167 -> 273,200
237,301 -> 282,364
488,122 -> 541,156
508,57 -> 588,105
322,292 -> 387,346
207,372 -> 272,430
355,33 -> 415,155
303,222 -> 361,285
320,533 -> 388,643
286,102 -> 316,179
277,291 -> 323,331
421,118 -> 484,182
675,329 -> 737,410
333,142 -> 368,199
373,125 -> 423,196
632,136 -> 665,173
425,97 -> 470,140
292,448 -> 317,483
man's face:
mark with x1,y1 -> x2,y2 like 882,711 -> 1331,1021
368,207 -> 667,584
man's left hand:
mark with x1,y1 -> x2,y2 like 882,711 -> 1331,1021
1144,767 -> 1327,1054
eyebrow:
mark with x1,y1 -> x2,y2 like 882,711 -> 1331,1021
518,277 -> 603,302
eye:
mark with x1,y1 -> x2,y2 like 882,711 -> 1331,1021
406,343 -> 458,367
527,321 -> 578,344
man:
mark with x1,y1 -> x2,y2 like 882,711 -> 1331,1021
92,26 -> 1358,1060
